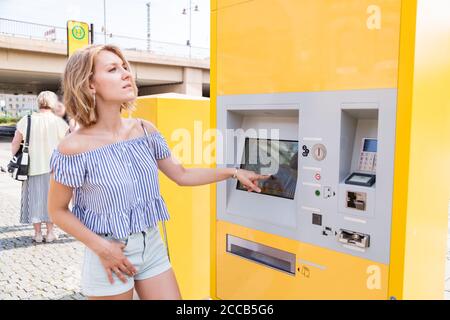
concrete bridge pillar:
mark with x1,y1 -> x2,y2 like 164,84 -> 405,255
138,67 -> 203,97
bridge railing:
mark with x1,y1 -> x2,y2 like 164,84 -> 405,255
0,17 -> 67,43
0,17 -> 209,60
93,32 -> 209,59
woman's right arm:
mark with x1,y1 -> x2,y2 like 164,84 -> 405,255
11,130 -> 23,156
48,168 -> 137,284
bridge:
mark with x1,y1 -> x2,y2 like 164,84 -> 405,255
0,18 -> 210,98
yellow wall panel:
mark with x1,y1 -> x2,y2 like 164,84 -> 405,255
217,0 -> 401,95
132,96 -> 212,299
216,0 -> 250,9
210,7 -> 218,299
401,0 -> 450,299
388,0 -> 417,300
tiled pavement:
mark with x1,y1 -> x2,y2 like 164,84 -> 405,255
0,136 -> 449,299
0,137 -> 85,300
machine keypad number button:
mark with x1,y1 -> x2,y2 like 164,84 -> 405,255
312,144 -> 327,161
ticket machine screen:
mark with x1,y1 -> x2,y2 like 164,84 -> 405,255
237,138 -> 298,199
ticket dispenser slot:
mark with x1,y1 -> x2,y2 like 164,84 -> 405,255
227,235 -> 296,275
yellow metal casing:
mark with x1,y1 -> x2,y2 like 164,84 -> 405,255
212,0 -> 450,300
216,0 -> 401,94
130,94 -> 212,300
389,0 -> 450,300
210,8 -> 218,299
216,221 -> 388,300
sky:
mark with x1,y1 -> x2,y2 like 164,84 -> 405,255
0,0 -> 210,49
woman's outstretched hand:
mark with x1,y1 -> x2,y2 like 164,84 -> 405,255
235,169 -> 270,193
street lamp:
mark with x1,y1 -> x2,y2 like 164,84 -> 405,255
182,1 -> 199,58
103,0 -> 107,44
146,2 -> 151,51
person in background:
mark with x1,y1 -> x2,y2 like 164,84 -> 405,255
11,91 -> 68,243
54,101 -> 69,124
54,101 -> 78,133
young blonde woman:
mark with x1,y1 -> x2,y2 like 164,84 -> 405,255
48,44 -> 268,300
12,91 -> 68,243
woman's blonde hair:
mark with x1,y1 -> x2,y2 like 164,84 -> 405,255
62,44 -> 137,127
37,91 -> 59,110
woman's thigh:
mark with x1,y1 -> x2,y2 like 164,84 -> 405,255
134,268 -> 181,300
88,288 -> 134,300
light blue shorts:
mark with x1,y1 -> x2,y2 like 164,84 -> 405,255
81,226 -> 172,297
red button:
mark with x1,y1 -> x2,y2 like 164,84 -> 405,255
315,173 -> 321,181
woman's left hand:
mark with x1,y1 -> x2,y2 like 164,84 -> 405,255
236,169 -> 270,193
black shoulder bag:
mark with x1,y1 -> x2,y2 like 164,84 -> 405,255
7,115 -> 31,181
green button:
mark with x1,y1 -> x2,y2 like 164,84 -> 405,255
315,190 -> 321,196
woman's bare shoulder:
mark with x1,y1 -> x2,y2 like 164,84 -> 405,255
57,130 -> 92,155
135,118 -> 159,134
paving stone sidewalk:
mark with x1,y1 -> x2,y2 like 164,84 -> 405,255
0,137 -> 85,300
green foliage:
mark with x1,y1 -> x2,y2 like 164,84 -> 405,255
0,117 -> 20,125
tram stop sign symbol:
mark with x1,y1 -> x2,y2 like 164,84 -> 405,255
72,26 -> 86,40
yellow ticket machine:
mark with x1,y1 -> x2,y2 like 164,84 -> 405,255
211,0 -> 450,299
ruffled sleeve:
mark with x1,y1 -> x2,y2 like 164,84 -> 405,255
50,149 -> 87,188
151,133 -> 171,160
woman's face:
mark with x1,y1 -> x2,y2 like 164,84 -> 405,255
90,50 -> 136,104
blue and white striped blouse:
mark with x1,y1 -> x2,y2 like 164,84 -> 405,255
50,125 -> 171,240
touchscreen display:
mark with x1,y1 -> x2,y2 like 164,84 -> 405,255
237,138 -> 298,200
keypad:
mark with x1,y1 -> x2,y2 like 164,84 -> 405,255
359,152 -> 377,172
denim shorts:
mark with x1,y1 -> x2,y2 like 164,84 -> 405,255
81,226 -> 172,297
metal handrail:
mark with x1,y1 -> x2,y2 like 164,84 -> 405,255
0,17 -> 66,30
0,17 -> 210,59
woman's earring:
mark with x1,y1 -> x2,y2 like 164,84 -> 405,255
93,92 -> 96,107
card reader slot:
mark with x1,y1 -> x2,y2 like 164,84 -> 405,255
227,235 -> 296,275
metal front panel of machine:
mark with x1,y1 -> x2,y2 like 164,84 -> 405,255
216,89 -> 397,265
